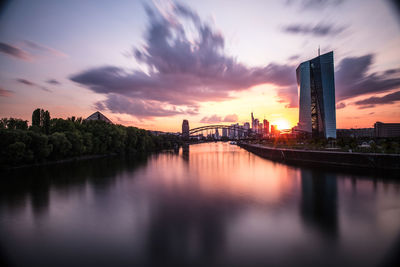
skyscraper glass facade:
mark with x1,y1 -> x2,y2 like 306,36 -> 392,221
296,51 -> 336,138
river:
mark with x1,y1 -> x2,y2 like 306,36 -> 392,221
1,142 -> 399,267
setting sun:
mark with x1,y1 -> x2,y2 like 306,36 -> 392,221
273,119 -> 291,130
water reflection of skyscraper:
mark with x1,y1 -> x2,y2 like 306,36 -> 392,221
300,169 -> 338,238
182,144 -> 189,161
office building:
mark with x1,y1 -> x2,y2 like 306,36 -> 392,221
296,51 -> 336,138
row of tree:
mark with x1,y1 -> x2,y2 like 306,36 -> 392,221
0,109 -> 182,168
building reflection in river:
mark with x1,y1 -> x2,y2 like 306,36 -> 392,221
300,169 -> 338,238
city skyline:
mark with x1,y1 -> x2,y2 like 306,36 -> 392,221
1,0 -> 400,132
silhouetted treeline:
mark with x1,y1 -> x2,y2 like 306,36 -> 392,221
0,109 -> 181,168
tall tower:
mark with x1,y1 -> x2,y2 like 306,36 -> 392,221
251,112 -> 255,130
296,51 -> 336,138
182,120 -> 189,140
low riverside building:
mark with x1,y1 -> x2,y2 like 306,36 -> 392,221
337,128 -> 374,138
374,122 -> 400,138
85,111 -> 113,123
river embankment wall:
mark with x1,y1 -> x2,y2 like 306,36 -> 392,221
238,143 -> 400,170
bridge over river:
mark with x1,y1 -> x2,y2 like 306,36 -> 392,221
182,120 -> 250,139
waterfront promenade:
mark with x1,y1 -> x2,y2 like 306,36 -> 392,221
239,143 -> 400,171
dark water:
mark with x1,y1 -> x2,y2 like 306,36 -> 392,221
1,143 -> 400,267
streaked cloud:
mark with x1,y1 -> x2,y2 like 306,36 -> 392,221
0,40 -> 67,61
200,114 -> 238,123
223,114 -> 238,122
336,54 -> 400,100
336,102 -> 346,109
0,42 -> 31,61
16,78 -> 51,92
0,87 -> 14,97
286,0 -> 344,9
46,79 -> 61,85
22,40 -> 68,58
354,90 -> 400,109
16,78 -> 36,86
282,23 -> 346,36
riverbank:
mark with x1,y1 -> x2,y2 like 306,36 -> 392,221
238,142 -> 400,171
1,153 -> 118,171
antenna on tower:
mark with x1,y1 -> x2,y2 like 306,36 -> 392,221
318,45 -> 320,56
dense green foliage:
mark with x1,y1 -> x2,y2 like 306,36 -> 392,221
0,110 -> 181,168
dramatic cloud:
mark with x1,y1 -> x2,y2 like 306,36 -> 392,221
0,87 -> 13,97
354,90 -> 400,109
16,78 -> 51,92
336,102 -> 346,109
0,42 -> 31,60
282,23 -> 345,36
70,3 -> 298,118
70,2 -> 399,119
200,114 -> 238,123
46,79 -> 61,85
22,40 -> 67,58
336,54 -> 400,100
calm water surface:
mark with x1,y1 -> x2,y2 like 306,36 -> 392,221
1,143 -> 400,267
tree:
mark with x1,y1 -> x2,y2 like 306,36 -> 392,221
0,118 -> 8,129
49,132 -> 72,159
43,110 -> 50,134
6,142 -> 26,165
32,108 -> 41,127
9,118 -> 28,130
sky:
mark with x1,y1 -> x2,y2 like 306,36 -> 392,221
0,0 -> 399,132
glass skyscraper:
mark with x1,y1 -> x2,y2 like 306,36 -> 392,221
296,51 -> 336,138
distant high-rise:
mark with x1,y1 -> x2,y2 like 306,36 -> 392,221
254,119 -> 259,133
296,51 -> 336,138
222,128 -> 228,137
182,120 -> 189,140
271,125 -> 277,136
263,119 -> 269,135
